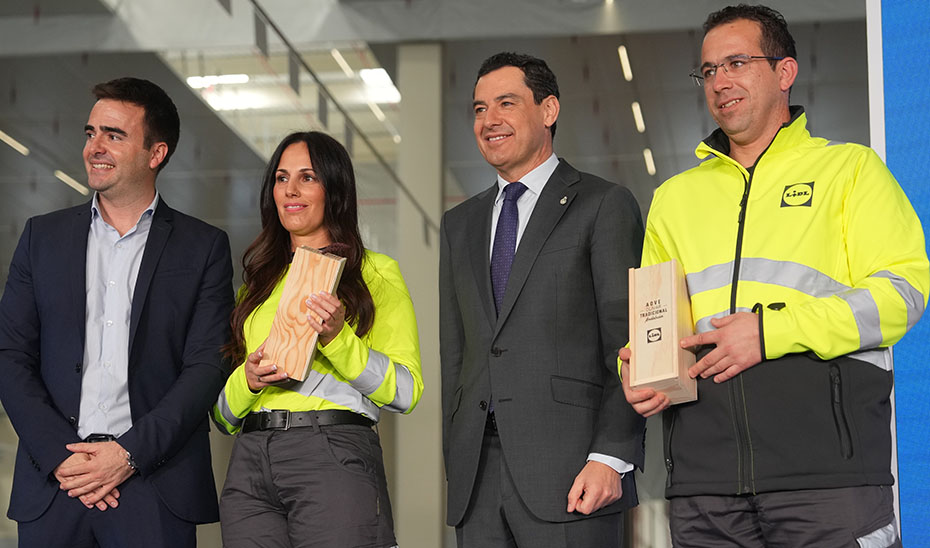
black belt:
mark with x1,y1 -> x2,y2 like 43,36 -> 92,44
241,410 -> 374,433
84,433 -> 116,443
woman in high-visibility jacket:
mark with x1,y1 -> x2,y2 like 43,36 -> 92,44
213,131 -> 422,548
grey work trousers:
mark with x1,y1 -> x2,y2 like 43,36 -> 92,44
220,423 -> 396,548
670,485 -> 900,548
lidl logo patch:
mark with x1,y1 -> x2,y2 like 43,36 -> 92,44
647,328 -> 662,343
781,182 -> 814,207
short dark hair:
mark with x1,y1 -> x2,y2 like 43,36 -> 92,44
704,4 -> 797,66
92,77 -> 180,172
476,52 -> 560,138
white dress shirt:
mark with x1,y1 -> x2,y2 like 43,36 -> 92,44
78,193 -> 158,439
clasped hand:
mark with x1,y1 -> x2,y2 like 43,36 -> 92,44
54,440 -> 135,512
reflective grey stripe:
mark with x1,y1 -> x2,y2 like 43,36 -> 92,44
383,364 -> 416,413
688,258 -> 851,299
687,263 -> 733,296
874,270 -> 926,331
352,349 -> 392,396
695,308 -> 752,333
847,347 -> 893,371
684,257 -> 920,358
857,521 -> 898,548
826,140 -> 847,147
216,389 -> 242,428
741,258 -> 849,296
288,369 -> 381,421
688,258 -> 902,349
838,288 -> 883,349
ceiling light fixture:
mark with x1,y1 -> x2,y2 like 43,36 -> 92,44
360,68 -> 402,104
631,101 -> 646,133
331,49 -> 355,78
0,129 -> 30,156
617,45 -> 633,82
54,170 -> 90,196
186,74 -> 249,89
643,148 -> 656,176
359,68 -> 392,87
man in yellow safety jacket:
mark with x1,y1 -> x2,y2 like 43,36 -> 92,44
620,5 -> 929,547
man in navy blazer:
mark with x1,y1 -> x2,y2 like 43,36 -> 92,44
0,77 -> 233,546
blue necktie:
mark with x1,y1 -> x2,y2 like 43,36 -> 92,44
490,182 -> 528,315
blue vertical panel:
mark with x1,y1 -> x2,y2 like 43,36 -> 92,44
882,2 -> 930,544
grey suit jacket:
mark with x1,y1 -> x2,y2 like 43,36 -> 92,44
440,159 -> 646,525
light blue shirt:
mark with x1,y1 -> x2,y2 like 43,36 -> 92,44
488,154 -> 633,476
77,193 -> 159,439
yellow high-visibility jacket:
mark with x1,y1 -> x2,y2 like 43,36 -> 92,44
213,250 -> 423,434
641,107 -> 929,497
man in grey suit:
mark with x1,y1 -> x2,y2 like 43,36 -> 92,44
439,52 -> 645,547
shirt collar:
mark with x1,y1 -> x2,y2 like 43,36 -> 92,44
90,191 -> 160,223
495,153 -> 559,203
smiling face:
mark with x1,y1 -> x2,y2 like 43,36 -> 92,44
273,141 -> 330,250
83,99 -> 164,202
701,18 -> 796,158
472,66 -> 559,182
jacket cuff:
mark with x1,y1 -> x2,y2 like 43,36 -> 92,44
224,365 -> 262,415
317,321 -> 365,379
760,304 -> 795,360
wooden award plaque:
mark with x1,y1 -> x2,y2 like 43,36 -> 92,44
260,246 -> 346,381
628,259 -> 697,404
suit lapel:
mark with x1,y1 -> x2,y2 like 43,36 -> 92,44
468,184 -> 498,328
69,205 -> 93,345
129,201 -> 172,353
494,161 -> 579,335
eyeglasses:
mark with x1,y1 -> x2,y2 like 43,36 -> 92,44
689,54 -> 785,87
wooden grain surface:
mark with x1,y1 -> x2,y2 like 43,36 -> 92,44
260,246 -> 346,381
628,259 -> 697,404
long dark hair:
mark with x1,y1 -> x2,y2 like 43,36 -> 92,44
225,131 -> 374,365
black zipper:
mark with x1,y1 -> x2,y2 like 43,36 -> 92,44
829,365 -> 854,459
723,135 -> 781,495
730,170 -> 751,314
728,168 -> 753,494
663,408 -> 677,489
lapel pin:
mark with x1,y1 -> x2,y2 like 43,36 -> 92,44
560,196 -> 568,205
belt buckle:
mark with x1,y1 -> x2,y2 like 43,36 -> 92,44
266,409 -> 290,430
85,433 -> 116,443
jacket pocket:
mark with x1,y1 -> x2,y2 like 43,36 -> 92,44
550,376 -> 602,409
538,236 -> 580,257
829,364 -> 854,460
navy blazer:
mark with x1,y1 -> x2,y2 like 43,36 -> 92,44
0,199 -> 233,523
